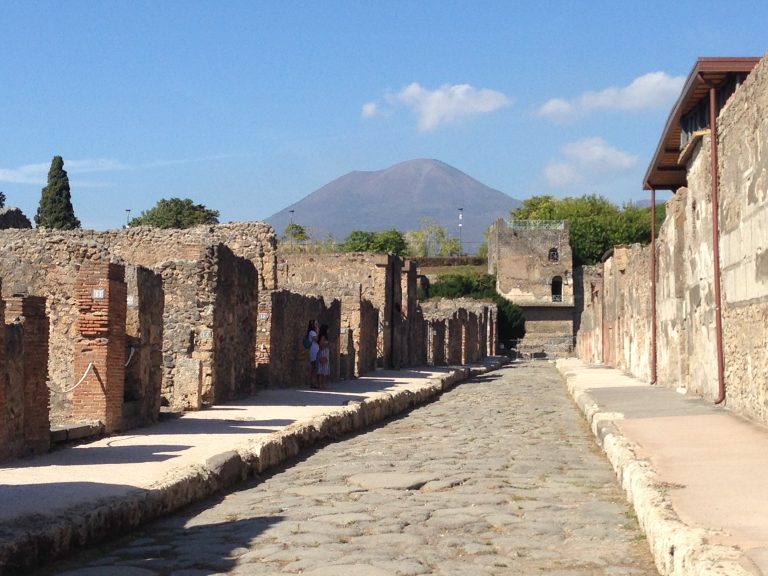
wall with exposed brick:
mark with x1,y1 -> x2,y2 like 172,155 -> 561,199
72,262 -> 127,432
0,290 -> 52,462
0,224 -> 275,413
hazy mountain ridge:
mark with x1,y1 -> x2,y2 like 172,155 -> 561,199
267,159 -> 521,251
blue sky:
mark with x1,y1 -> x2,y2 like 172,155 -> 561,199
1,1 -> 766,230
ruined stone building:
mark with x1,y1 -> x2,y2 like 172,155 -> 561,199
575,54 -> 768,428
0,224 -> 497,462
488,218 -> 574,356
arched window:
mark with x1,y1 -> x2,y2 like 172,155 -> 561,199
552,276 -> 563,302
548,247 -> 559,261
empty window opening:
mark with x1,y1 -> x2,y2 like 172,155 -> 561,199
548,247 -> 559,261
552,276 -> 563,302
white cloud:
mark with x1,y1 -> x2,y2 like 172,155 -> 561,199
361,101 -> 378,118
544,137 -> 638,189
562,137 -> 637,170
364,82 -> 512,131
539,71 -> 685,121
0,158 -> 128,185
544,162 -> 581,188
0,162 -> 49,184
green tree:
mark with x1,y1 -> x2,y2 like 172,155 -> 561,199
340,230 -> 376,252
0,191 -> 5,208
35,156 -> 80,229
369,229 -> 407,256
129,198 -> 219,229
512,194 -> 660,265
284,222 -> 310,242
340,229 -> 407,256
404,219 -> 458,257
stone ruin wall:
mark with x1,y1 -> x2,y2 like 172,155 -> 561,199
717,54 -> 768,423
0,224 -> 276,413
489,221 -> 574,306
0,289 -> 51,462
0,215 -> 501,461
277,252 -> 392,374
0,231 -> 163,423
574,265 -> 603,363
575,53 -> 768,426
421,298 -> 494,366
264,290 -> 341,388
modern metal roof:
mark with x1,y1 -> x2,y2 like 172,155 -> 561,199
643,57 -> 761,191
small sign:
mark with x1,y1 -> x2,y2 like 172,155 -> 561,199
127,295 -> 135,307
92,288 -> 106,300
201,329 -> 213,339
258,312 -> 270,321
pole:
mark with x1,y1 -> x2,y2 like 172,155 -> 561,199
458,207 -> 463,257
650,187 -> 657,385
289,210 -> 295,253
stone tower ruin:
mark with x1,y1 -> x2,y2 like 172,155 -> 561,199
488,218 -> 574,357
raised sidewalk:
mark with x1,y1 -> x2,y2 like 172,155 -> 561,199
557,358 -> 768,576
0,358 -> 506,576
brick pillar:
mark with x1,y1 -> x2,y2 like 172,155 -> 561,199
73,262 -> 127,433
6,296 -> 50,454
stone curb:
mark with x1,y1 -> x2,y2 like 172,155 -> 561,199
556,360 -> 752,576
0,357 -> 507,575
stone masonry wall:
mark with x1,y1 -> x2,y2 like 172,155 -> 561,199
0,286 -> 52,462
489,220 -> 575,306
575,53 -> 768,425
574,265 -> 603,363
421,298 -> 492,366
124,266 -> 164,427
264,290 -> 341,388
277,252 -> 394,374
0,224 -> 275,413
716,54 -> 768,422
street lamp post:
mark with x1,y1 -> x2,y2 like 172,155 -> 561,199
289,210 -> 295,252
458,207 -> 463,257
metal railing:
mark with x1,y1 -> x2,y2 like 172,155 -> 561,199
506,219 -> 565,230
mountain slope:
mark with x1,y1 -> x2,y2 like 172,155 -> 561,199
266,159 -> 521,252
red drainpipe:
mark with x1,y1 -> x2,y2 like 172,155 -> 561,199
706,82 -> 727,405
650,186 -> 657,385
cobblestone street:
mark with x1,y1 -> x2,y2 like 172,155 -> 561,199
46,363 -> 657,576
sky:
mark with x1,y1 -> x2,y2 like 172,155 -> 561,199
1,1 -> 767,231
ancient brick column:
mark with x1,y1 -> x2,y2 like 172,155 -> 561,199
73,262 -> 127,433
5,296 -> 50,454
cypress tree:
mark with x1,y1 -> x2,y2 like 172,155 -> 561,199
35,156 -> 81,229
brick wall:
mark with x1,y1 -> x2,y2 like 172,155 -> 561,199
72,262 -> 127,432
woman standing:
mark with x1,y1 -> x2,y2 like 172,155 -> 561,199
306,320 -> 319,388
316,325 -> 330,390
